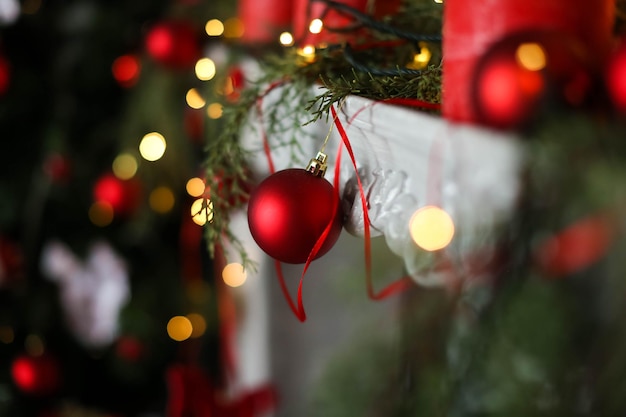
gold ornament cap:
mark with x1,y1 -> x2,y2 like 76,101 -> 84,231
306,151 -> 328,178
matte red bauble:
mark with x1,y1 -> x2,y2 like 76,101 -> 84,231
472,30 -> 592,130
247,169 -> 343,264
606,37 -> 626,113
11,354 -> 61,396
145,21 -> 200,69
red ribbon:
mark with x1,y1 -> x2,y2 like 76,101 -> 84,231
258,91 -> 426,321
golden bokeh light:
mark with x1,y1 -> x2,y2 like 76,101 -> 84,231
279,31 -> 294,46
149,186 -> 175,213
186,88 -> 206,109
297,45 -> 316,63
187,313 -> 207,338
139,132 -> 166,161
516,42 -> 547,71
407,42 -> 432,70
223,17 -> 244,38
207,103 -> 223,119
167,316 -> 193,342
222,262 -> 247,287
25,334 -> 44,356
186,177 -> 206,197
205,19 -> 225,36
89,201 -> 114,227
112,153 -> 138,180
409,206 -> 455,252
195,58 -> 216,81
191,198 -> 214,226
309,19 -> 323,34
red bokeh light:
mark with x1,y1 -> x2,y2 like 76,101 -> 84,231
112,54 -> 141,87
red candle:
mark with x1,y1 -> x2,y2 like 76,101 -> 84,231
443,0 -> 616,124
238,0 -> 294,44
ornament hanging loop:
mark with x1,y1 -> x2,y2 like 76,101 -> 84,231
306,151 -> 328,177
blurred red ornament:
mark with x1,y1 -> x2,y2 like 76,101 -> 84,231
206,168 -> 254,208
43,152 -> 71,183
0,236 -> 23,284
11,354 -> 61,396
606,38 -> 626,114
0,55 -> 9,95
535,213 -> 616,277
93,173 -> 142,216
112,54 -> 141,88
472,30 -> 592,130
145,21 -> 200,69
247,169 -> 343,264
115,336 -> 145,362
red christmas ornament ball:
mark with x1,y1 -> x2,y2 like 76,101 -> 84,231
93,173 -> 142,216
606,37 -> 626,113
247,169 -> 343,264
472,30 -> 592,129
145,21 -> 200,69
11,354 -> 61,396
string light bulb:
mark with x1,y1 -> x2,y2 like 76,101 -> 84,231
279,32 -> 294,46
409,206 -> 455,251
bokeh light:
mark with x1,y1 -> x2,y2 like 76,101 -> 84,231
139,132 -> 166,161
298,45 -> 316,63
0,326 -> 14,344
149,186 -> 175,213
187,313 -> 207,338
516,42 -> 546,71
195,58 -> 216,81
409,206 -> 455,251
223,17 -> 244,38
309,19 -> 323,34
191,198 -> 214,226
89,201 -> 114,227
222,262 -> 247,287
407,43 -> 432,70
279,32 -> 294,46
207,103 -> 223,119
186,177 -> 206,197
186,88 -> 206,109
112,153 -> 138,180
167,316 -> 193,342
205,19 -> 224,36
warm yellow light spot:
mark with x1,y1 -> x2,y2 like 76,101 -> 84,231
222,262 -> 247,287
409,205 -> 455,251
207,103 -> 223,119
191,198 -> 214,226
434,0 -> 443,3
186,88 -> 206,109
195,58 -> 216,81
186,177 -> 206,197
150,186 -> 175,213
516,42 -> 546,71
309,18 -> 323,34
89,201 -> 114,227
407,42 -> 432,70
205,19 -> 225,36
167,316 -> 193,342
223,17 -> 245,38
0,326 -> 14,344
25,334 -> 44,357
279,31 -> 294,46
112,153 -> 138,180
297,45 -> 316,63
187,313 -> 207,338
139,132 -> 166,161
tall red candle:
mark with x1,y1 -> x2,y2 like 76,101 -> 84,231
238,0 -> 294,45
443,0 -> 616,124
